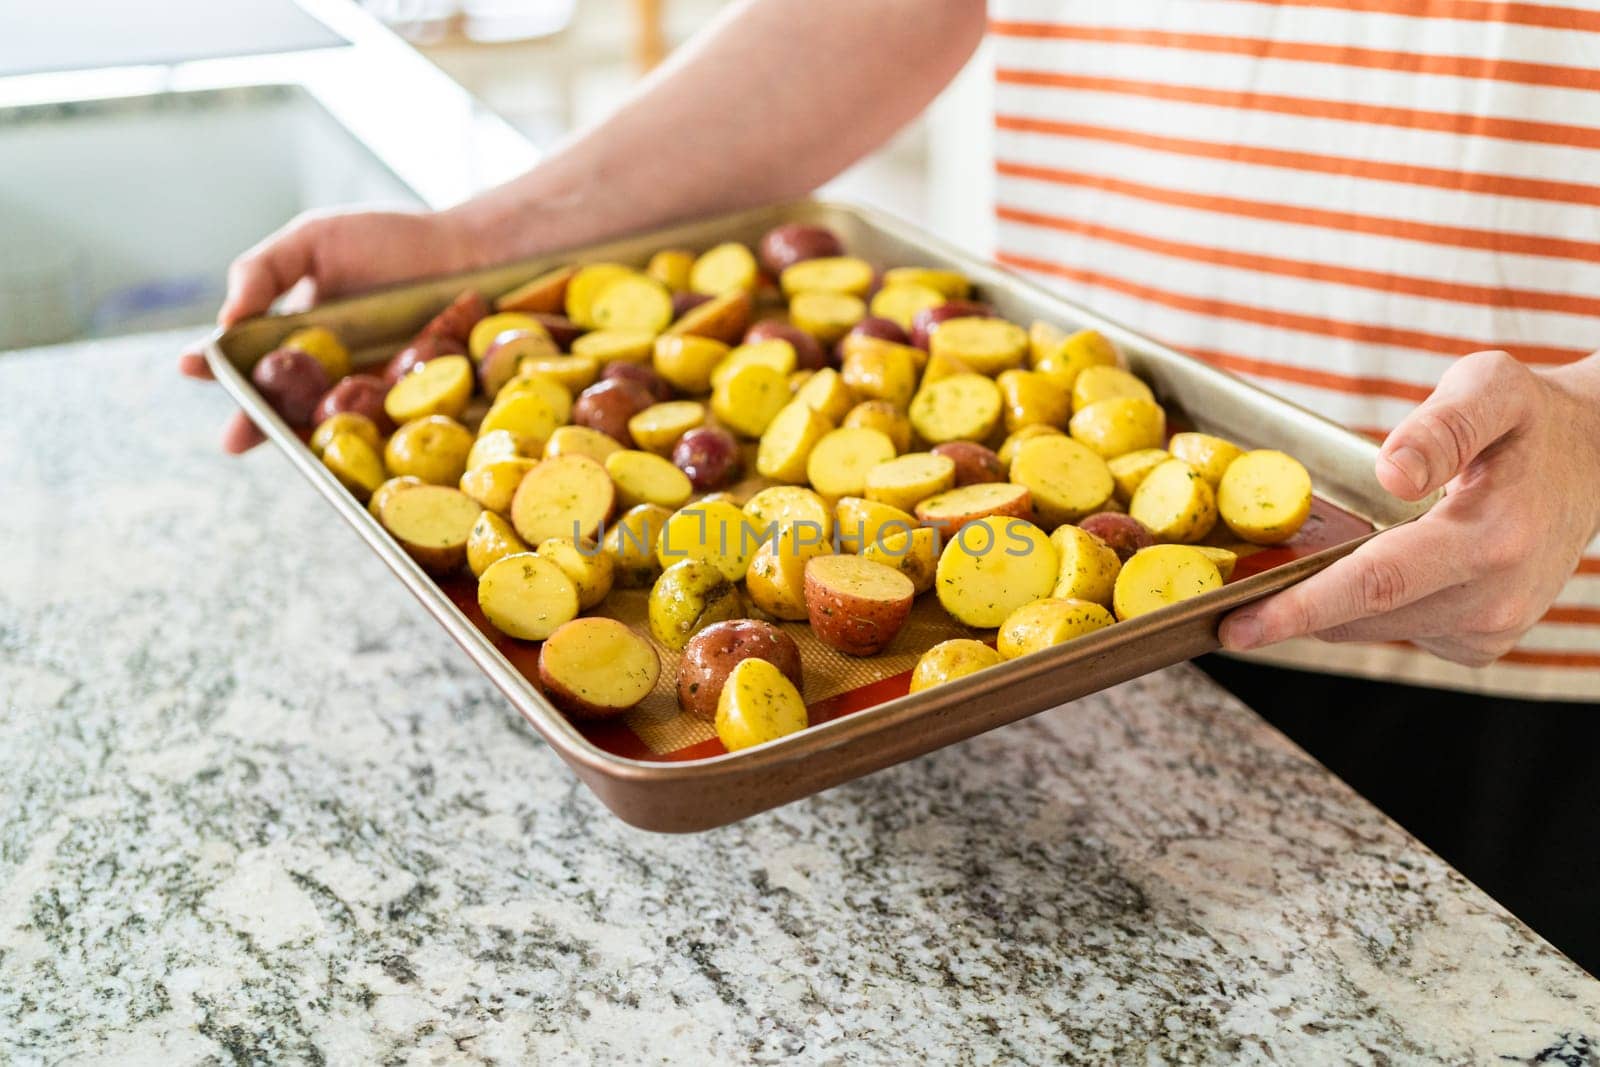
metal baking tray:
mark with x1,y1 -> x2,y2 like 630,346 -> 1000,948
206,199 -> 1434,832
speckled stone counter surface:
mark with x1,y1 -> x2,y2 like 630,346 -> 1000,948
4,333 -> 1600,1065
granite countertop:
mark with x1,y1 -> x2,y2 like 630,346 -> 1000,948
3,332 -> 1599,1065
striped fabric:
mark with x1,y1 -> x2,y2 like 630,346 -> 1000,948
988,0 -> 1600,699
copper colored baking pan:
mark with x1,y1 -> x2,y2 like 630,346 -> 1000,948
205,199 -> 1435,832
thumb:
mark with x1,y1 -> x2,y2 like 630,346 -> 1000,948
1377,350 -> 1529,499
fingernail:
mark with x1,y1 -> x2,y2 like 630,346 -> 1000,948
1222,615 -> 1263,650
1384,445 -> 1429,495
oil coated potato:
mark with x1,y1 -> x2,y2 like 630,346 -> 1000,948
605,449 -> 694,510
664,289 -> 752,345
497,264 -> 577,314
571,329 -> 657,365
459,456 -> 537,514
711,339 -> 798,389
647,249 -> 695,293
653,334 -> 730,394
794,367 -> 857,423
467,510 -> 530,578
1077,513 -> 1155,563
469,312 -> 544,361
313,376 -> 390,435
840,338 -> 918,409
311,411 -> 381,458
497,369 -> 573,423
931,441 -> 1005,486
1113,545 -> 1223,621
715,657 -> 809,752
842,400 -> 912,454
789,291 -> 866,345
743,485 -> 833,541
321,431 -> 387,500
864,452 -> 956,513
1168,432 -> 1244,487
1069,397 -> 1166,459
418,289 -> 489,347
934,516 -> 1058,629
510,454 -> 616,546
1031,326 -> 1118,391
480,391 -> 563,451
757,401 -> 834,484
384,415 -> 474,486
535,536 -> 615,609
385,354 -> 474,423
690,242 -> 760,296
284,325 -> 351,382
590,273 -> 674,334
1128,459 -> 1218,543
712,362 -> 790,438
1071,365 -> 1154,413
780,256 -> 874,299
1049,524 -> 1121,607
672,426 -> 741,491
627,400 -> 706,455
368,475 -> 423,519
538,617 -> 660,719
909,373 -> 1003,444
997,369 -> 1072,434
804,554 -> 916,656
927,317 -> 1028,375
914,482 -> 1033,537
1107,448 -> 1170,503
466,423 -> 533,471
997,425 -> 1064,471
564,263 -> 635,329
835,496 -> 918,554
649,559 -> 744,650
379,484 -> 483,576
806,427 -> 897,500
657,500 -> 761,581
477,553 -> 580,640
604,503 -> 673,587
861,524 -> 939,595
544,425 -> 622,465
572,379 -> 654,448
996,598 -> 1116,660
1008,434 -> 1115,527
517,352 -> 599,393
677,619 -> 804,721
746,525 -> 834,620
883,267 -> 970,301
746,320 -> 829,372
870,283 -> 945,333
759,223 -> 846,276
908,638 -> 1004,694
1193,544 -> 1239,581
1217,449 -> 1313,544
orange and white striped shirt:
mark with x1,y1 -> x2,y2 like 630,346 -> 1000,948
989,0 -> 1600,700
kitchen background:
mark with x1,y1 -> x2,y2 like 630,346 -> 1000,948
0,0 -> 993,350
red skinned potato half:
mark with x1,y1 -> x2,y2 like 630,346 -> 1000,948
671,426 -> 741,492
572,378 -> 656,447
744,320 -> 828,372
252,348 -> 329,428
418,290 -> 489,347
910,300 -> 998,349
758,223 -> 845,276
529,312 -> 583,350
930,441 -> 1005,486
383,334 -> 465,385
848,315 -> 911,347
601,361 -> 673,403
1077,513 -> 1155,563
313,374 -> 392,432
676,619 -> 805,721
803,554 -> 915,657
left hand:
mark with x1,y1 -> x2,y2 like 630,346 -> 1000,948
1219,349 -> 1600,667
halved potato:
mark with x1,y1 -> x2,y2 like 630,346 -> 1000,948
1007,434 -> 1115,527
517,353 -> 600,393
840,339 -> 917,410
747,525 -> 833,620
793,366 -> 857,423
780,256 -> 874,298
1217,449 -> 1313,545
803,554 -> 915,656
535,536 -> 615,609
467,510 -> 530,578
590,273 -> 673,334
1071,364 -> 1154,413
1128,459 -> 1218,544
757,400 -> 834,484
996,597 -> 1116,659
997,369 -> 1072,434
538,618 -> 660,719
384,415 -> 475,486
604,449 -> 694,510
869,283 -> 944,332
1032,326 -> 1118,391
743,485 -> 834,542
1107,448 -> 1170,504
656,500 -> 761,581
467,428 -> 537,471
842,400 -> 913,454
883,266 -> 970,300
914,482 -> 1033,537
310,412 -> 380,458
510,453 -> 615,545
1068,397 -> 1166,459
997,425 -> 1064,471
690,241 -> 760,296
384,354 -> 474,423
806,427 -> 897,500
1048,523 -> 1121,607
320,431 -> 387,501
927,317 -> 1028,375
496,264 -> 577,314
710,338 -> 798,389
368,475 -> 423,519
647,248 -> 695,292
711,362 -> 789,438
627,400 -> 706,455
835,496 -> 918,555
934,515 -> 1058,629
715,657 -> 809,752
495,369 -> 573,423
571,329 -> 657,365
1169,432 -> 1245,487
379,484 -> 483,575
789,291 -> 866,345
469,312 -> 544,361
477,553 -> 580,640
604,503 -> 673,587
664,289 -> 753,345
864,452 -> 956,513
909,373 -> 1003,444
653,334 -> 730,394
861,524 -> 939,595
1112,545 -> 1223,621
459,456 -> 537,514
1192,544 -> 1239,581
564,263 -> 634,329
908,638 -> 1003,694
920,349 -> 978,386
284,325 -> 351,381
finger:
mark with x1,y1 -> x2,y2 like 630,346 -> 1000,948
219,222 -> 318,327
221,411 -> 266,454
1219,517 -> 1466,650
1377,350 -> 1529,499
1309,583 -> 1478,644
178,351 -> 214,380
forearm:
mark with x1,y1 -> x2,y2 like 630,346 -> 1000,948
447,0 -> 985,264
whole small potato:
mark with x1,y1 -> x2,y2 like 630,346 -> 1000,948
648,558 -> 744,651
745,320 -> 828,372
671,426 -> 741,491
572,379 -> 655,447
313,374 -> 391,432
384,415 -> 474,485
600,361 -> 673,403
931,441 -> 1005,486
383,334 -> 465,385
672,291 -> 713,320
1077,512 -> 1155,563
758,222 -> 845,276
252,348 -> 329,428
910,300 -> 997,349
676,619 -> 804,721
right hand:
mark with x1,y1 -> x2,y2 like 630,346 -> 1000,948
179,208 -> 481,453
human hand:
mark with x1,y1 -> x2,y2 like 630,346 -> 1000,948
1220,350 -> 1600,666
178,208 -> 480,453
